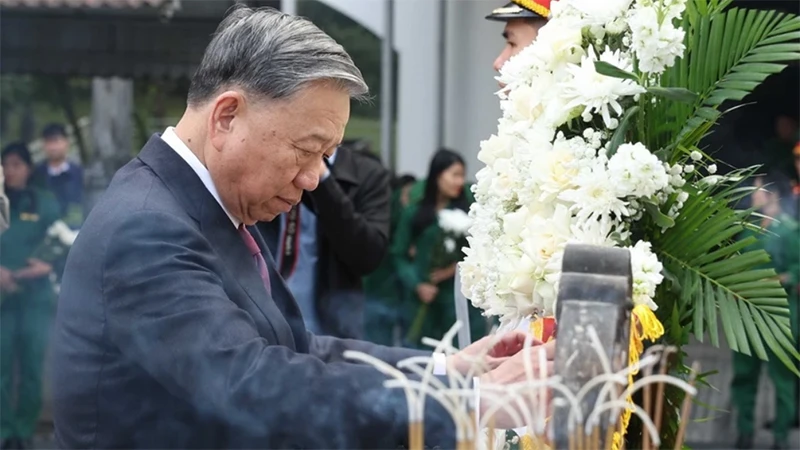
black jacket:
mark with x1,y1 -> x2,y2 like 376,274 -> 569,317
259,145 -> 392,339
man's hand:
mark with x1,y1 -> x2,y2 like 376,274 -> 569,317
446,331 -> 537,375
0,266 -> 19,293
13,258 -> 53,280
479,339 -> 557,429
416,283 -> 438,304
430,264 -> 456,284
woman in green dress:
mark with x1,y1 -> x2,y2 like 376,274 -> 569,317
363,174 -> 417,346
1,143 -> 61,450
730,171 -> 799,450
391,149 -> 487,348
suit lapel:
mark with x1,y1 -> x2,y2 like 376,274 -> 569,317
251,227 -> 309,353
137,134 -> 297,350
206,222 -> 297,350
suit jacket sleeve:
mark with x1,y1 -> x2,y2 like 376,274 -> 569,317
102,211 -> 454,448
309,162 -> 391,275
307,332 -> 427,367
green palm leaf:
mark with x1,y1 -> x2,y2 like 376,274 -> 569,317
645,7 -> 800,152
653,171 -> 799,374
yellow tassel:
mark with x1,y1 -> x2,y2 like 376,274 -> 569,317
519,434 -> 538,450
608,306 -> 665,450
633,304 -> 665,341
519,307 -> 664,450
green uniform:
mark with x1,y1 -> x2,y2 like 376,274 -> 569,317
363,189 -> 409,345
391,203 -> 488,348
731,214 -> 800,444
0,187 -> 60,441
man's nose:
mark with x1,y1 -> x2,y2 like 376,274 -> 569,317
493,53 -> 508,73
295,167 -> 319,192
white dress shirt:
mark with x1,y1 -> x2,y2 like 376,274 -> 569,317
161,127 -> 240,228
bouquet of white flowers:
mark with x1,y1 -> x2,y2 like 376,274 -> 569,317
407,208 -> 473,343
460,0 -> 799,446
437,208 -> 472,255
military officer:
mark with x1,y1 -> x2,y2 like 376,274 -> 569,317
402,0 -> 554,209
485,0 -> 551,74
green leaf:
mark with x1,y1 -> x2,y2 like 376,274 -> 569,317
644,200 -> 676,228
752,312 -> 800,376
656,172 -> 796,371
739,302 -> 767,359
647,86 -> 699,103
647,7 -> 800,158
694,275 -> 705,341
607,106 -> 639,157
736,288 -> 789,299
704,278 -> 719,347
594,61 -> 639,81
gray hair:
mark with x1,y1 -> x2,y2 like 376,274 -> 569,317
187,6 -> 369,106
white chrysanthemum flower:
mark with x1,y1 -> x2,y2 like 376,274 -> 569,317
629,0 -> 686,74
529,21 -> 586,70
629,240 -> 664,310
528,139 -> 583,203
607,142 -> 670,198
561,46 -> 646,129
514,205 -> 575,313
565,0 -> 635,27
560,162 -> 630,222
606,17 -> 629,34
569,218 -> 625,247
663,0 -> 687,21
497,43 -> 547,89
438,208 -> 472,236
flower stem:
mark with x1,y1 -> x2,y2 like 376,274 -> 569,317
406,303 -> 430,344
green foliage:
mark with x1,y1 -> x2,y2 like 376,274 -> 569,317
645,3 -> 800,152
653,168 -> 800,373
626,0 -> 800,375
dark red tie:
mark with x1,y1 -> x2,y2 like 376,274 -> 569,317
238,225 -> 271,295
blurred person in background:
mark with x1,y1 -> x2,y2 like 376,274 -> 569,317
763,113 -> 799,181
1,143 -> 61,450
33,123 -> 84,230
258,139 -> 391,339
731,171 -> 799,450
0,168 -> 8,234
363,174 -> 417,345
792,141 -> 800,203
392,149 -> 487,348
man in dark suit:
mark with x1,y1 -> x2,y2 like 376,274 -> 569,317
258,140 -> 391,339
51,6 -> 553,449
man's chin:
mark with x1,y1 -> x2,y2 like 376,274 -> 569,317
256,212 -> 279,223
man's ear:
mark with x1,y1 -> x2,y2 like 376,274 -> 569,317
208,91 -> 244,151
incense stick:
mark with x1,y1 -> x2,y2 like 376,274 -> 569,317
409,421 -> 423,450
673,362 -> 700,450
642,375 -> 652,450
652,347 -> 675,437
